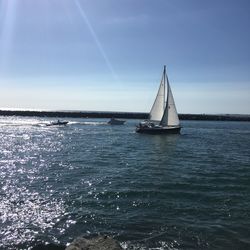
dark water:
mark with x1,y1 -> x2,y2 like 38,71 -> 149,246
0,116 -> 250,250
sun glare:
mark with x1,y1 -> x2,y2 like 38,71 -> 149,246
0,0 -> 18,75
73,0 -> 119,82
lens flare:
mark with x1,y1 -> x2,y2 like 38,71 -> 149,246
73,0 -> 119,82
0,0 -> 18,75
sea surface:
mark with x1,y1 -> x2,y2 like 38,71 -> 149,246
0,116 -> 250,250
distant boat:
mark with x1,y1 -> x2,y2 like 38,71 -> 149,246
108,117 -> 126,125
46,120 -> 68,126
136,66 -> 181,134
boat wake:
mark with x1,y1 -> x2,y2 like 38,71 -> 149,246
36,121 -> 108,127
0,118 -> 109,127
68,121 -> 108,126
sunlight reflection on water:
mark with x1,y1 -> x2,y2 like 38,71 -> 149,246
0,117 -> 76,248
0,178 -> 70,247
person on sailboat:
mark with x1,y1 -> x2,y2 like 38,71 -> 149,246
138,120 -> 153,129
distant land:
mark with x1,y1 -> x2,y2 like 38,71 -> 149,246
0,110 -> 250,121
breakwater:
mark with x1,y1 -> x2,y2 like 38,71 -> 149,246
0,110 -> 250,121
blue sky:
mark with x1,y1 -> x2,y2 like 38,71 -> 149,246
0,0 -> 249,114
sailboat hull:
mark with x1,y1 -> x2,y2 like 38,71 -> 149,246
136,126 -> 181,134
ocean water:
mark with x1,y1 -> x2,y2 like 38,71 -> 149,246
0,116 -> 250,250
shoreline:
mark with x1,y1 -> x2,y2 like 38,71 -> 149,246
0,110 -> 250,121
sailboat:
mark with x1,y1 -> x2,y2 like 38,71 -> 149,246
136,65 -> 181,134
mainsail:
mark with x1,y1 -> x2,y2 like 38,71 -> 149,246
149,69 -> 165,122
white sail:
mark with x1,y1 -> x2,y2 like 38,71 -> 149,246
160,75 -> 180,127
166,79 -> 180,126
149,71 -> 165,122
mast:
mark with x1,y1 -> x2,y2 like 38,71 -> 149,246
165,73 -> 169,125
163,65 -> 168,110
160,66 -> 169,126
163,65 -> 166,111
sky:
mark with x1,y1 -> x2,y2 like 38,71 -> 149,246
0,0 -> 249,114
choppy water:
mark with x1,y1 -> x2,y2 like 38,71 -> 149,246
0,116 -> 250,250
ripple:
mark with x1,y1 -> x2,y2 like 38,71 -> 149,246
0,184 -> 67,248
0,117 -> 250,249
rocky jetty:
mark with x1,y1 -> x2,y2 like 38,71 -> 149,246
66,235 -> 122,250
31,236 -> 122,250
1,109 -> 250,121
0,110 -> 147,119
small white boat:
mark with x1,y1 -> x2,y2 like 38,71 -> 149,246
46,120 -> 68,126
136,65 -> 181,134
108,117 -> 126,125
